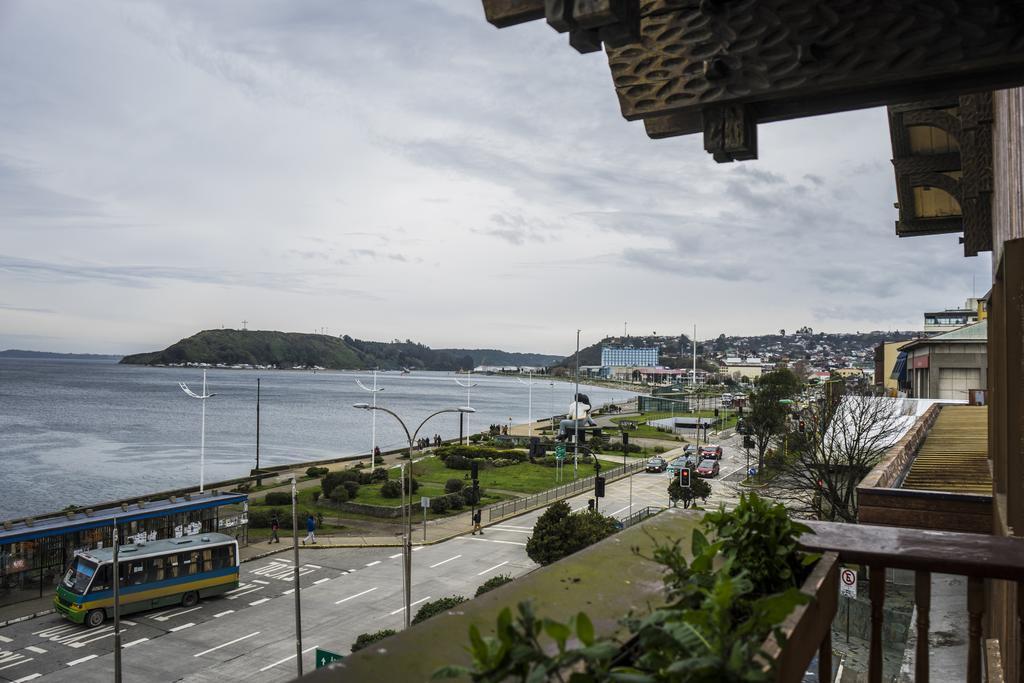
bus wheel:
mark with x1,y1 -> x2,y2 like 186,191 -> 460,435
85,609 -> 105,628
181,591 -> 199,607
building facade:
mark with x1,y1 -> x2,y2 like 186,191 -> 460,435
600,346 -> 658,367
899,321 -> 988,400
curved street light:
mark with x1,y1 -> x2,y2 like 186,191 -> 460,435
352,403 -> 475,628
453,372 -> 478,444
355,370 -> 385,468
179,370 -> 216,493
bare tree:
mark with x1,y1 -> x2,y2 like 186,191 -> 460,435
768,392 -> 913,522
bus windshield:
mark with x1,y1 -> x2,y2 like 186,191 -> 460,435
62,557 -> 98,595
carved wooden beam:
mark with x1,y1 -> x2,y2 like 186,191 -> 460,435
482,0 -> 545,27
483,0 -> 1024,163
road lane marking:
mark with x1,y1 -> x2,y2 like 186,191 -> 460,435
313,577 -> 330,585
413,546 -> 424,551
493,524 -> 532,530
389,553 -> 402,559
13,674 -> 42,682
225,583 -> 258,595
429,555 -> 462,569
250,598 -> 270,606
213,610 -> 235,618
282,589 -> 295,595
24,647 -> 46,655
227,587 -> 264,600
0,657 -> 32,672
154,606 -> 202,621
257,644 -> 318,672
477,561 -> 509,576
365,561 -> 380,567
120,620 -> 137,626
302,564 -> 322,569
122,638 -> 148,648
490,528 -> 531,534
68,630 -> 120,647
251,580 -> 270,585
66,655 -> 97,666
335,587 -> 377,605
168,623 -> 195,632
609,505 -> 631,516
461,537 -> 527,546
390,596 -> 430,616
193,631 -> 260,657
0,636 -> 12,643
147,607 -> 181,619
31,625 -> 76,638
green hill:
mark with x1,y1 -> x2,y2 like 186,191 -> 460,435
119,330 -> 551,371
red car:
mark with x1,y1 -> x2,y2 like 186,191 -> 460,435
699,444 -> 723,459
696,459 -> 720,477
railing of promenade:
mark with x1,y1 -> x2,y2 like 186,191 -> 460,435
485,460 -> 646,523
797,521 -> 1024,683
619,505 -> 661,530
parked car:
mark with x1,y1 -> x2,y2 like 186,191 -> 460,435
696,458 -> 720,477
700,444 -> 723,459
682,444 -> 699,456
666,457 -> 693,475
645,456 -> 667,473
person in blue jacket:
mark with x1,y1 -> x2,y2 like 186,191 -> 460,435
302,514 -> 316,545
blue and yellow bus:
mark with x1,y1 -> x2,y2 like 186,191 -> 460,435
54,533 -> 239,627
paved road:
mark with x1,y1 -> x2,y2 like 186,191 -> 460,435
0,470 -> 680,682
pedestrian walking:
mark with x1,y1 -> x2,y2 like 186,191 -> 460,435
471,508 -> 483,535
269,515 -> 280,544
302,514 -> 316,545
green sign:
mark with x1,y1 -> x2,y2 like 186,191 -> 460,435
316,648 -> 344,669
555,445 -> 566,460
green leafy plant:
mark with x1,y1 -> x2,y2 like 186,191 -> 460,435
668,476 -> 712,509
351,629 -> 397,652
475,574 -> 513,597
412,595 -> 468,625
525,501 -> 620,566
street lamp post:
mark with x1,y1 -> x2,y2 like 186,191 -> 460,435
454,372 -> 478,445
356,370 -> 384,469
178,370 -> 216,492
517,372 -> 536,437
353,403 -> 475,628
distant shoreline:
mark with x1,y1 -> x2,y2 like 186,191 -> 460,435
0,349 -> 121,360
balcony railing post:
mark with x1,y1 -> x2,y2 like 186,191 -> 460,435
819,628 -> 832,683
869,565 -> 885,683
967,576 -> 984,683
915,570 -> 931,683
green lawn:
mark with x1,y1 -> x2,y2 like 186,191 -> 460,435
409,456 -> 575,494
610,410 -> 738,441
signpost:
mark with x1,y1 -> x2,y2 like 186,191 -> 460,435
555,444 -> 566,483
316,648 -> 344,669
421,497 -> 430,542
840,568 -> 857,643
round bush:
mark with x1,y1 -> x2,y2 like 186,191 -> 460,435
380,480 -> 402,499
329,486 -> 349,503
444,478 -> 464,494
370,467 -> 389,482
402,477 -> 420,495
462,486 -> 483,506
264,491 -> 291,506
447,493 -> 465,510
358,471 -> 373,485
444,454 -> 472,470
306,466 -> 329,478
343,480 -> 360,499
430,496 -> 449,514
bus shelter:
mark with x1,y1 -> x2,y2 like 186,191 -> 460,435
0,491 -> 247,609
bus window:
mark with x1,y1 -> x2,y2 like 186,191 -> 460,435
188,551 -> 199,575
62,557 -> 98,595
167,555 -> 180,579
89,564 -> 111,594
152,557 -> 166,582
228,544 -> 236,567
202,550 -> 213,572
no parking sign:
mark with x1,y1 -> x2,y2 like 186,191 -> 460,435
840,568 -> 857,598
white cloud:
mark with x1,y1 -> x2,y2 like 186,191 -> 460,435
0,0 -> 992,355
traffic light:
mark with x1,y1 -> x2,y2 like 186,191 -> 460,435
621,431 -> 629,449
743,435 -> 755,449
714,408 -> 720,417
595,476 -> 606,497
679,468 -> 691,488
471,460 -> 479,481
587,499 -> 595,512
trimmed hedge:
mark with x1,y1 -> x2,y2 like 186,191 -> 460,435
305,466 -> 329,478
475,574 -> 513,597
351,629 -> 397,652
264,492 -> 291,506
411,595 -> 468,625
437,444 -> 528,462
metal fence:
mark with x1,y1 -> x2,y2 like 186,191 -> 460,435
619,505 -> 663,530
486,459 -> 646,523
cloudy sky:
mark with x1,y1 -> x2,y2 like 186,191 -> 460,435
0,1 -> 992,356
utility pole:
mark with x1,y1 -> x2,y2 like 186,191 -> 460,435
291,477 -> 303,677
692,324 -> 697,388
574,329 -> 581,479
255,378 -> 261,485
113,521 -> 122,683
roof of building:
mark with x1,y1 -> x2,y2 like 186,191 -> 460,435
902,405 -> 990,494
0,491 -> 248,545
900,320 -> 987,351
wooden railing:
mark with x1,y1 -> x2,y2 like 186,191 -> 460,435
799,520 -> 1024,683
